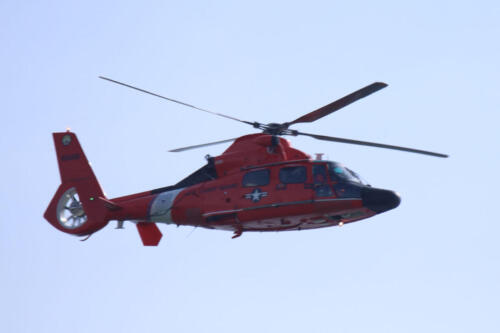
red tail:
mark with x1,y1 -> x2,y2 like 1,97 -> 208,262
44,131 -> 110,236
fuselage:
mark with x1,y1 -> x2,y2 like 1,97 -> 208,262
109,158 -> 400,235
45,131 -> 400,243
151,159 -> 399,232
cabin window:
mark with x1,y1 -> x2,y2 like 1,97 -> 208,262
313,164 -> 332,197
242,169 -> 270,187
279,166 -> 307,184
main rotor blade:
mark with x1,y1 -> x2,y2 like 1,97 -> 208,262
169,137 -> 238,152
289,82 -> 388,125
296,131 -> 448,158
99,76 -> 255,126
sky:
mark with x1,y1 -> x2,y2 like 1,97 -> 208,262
1,1 -> 499,332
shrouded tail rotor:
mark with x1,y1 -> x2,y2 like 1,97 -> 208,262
56,187 -> 88,229
44,132 -> 110,236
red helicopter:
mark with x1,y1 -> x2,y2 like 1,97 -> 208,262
44,78 -> 448,245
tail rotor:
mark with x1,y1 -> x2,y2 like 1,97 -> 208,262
56,187 -> 88,229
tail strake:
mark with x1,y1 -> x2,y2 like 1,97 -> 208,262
44,132 -> 110,236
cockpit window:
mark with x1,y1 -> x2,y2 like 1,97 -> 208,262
243,169 -> 270,187
279,166 -> 307,184
346,168 -> 369,185
328,162 -> 366,184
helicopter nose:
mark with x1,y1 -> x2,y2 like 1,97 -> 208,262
361,187 -> 401,213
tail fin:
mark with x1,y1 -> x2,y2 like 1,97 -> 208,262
44,131 -> 110,236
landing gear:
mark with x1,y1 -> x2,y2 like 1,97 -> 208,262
232,218 -> 243,239
232,228 -> 243,239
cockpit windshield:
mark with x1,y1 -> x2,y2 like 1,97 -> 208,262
327,162 -> 369,185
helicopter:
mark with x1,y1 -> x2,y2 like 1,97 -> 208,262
44,78 -> 448,245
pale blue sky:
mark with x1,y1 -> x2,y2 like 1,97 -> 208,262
1,1 -> 499,332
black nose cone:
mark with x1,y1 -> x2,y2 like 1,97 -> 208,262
361,187 -> 401,213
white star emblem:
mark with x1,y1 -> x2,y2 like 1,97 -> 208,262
245,188 -> 268,203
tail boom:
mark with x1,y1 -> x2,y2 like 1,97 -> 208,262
44,131 -> 183,245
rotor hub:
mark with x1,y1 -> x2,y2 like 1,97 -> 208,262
68,201 -> 85,217
261,122 -> 290,136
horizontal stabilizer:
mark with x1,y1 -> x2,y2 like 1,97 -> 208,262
98,197 -> 122,211
136,222 -> 162,246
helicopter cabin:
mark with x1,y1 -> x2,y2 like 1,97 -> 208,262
147,134 -> 381,232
